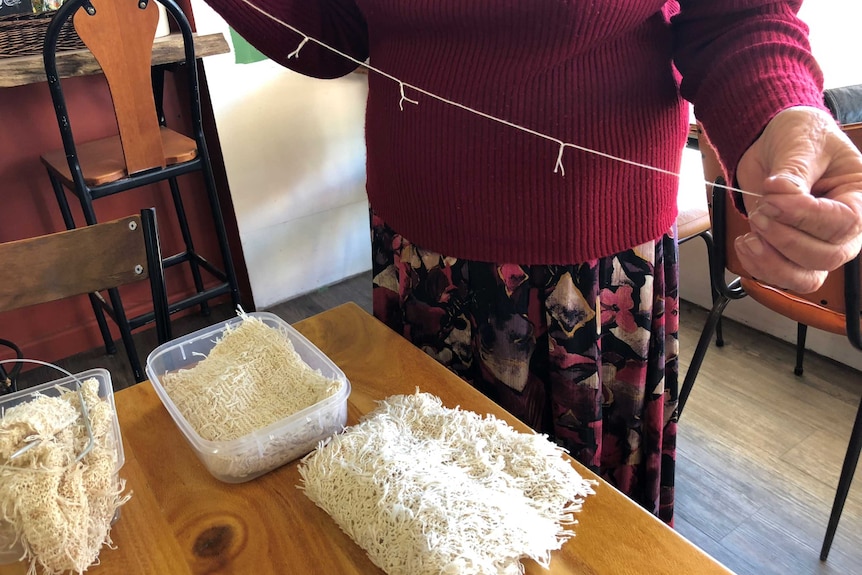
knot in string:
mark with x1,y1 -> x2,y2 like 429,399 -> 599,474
399,82 -> 419,111
287,36 -> 310,60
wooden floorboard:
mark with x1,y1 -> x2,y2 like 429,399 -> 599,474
10,272 -> 862,574
676,299 -> 862,575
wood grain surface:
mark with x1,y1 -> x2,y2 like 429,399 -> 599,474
0,32 -> 229,88
0,214 -> 148,313
0,303 -> 736,574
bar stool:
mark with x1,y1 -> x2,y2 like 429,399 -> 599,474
40,0 -> 241,378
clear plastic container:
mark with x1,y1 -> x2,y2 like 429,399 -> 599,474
0,368 -> 123,565
145,311 -> 350,483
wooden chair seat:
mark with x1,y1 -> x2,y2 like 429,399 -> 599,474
677,203 -> 711,240
40,126 -> 198,187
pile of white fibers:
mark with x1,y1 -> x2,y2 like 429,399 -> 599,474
299,392 -> 596,575
161,314 -> 342,443
0,379 -> 128,575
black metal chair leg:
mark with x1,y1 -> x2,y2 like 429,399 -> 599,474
820,395 -> 862,561
49,173 -> 77,230
49,173 -> 118,355
794,323 -> 808,376
167,175 -> 209,316
714,302 -> 725,347
141,208 -> 172,344
678,292 -> 732,417
699,230 -> 725,347
107,286 -> 144,382
76,188 -> 130,357
89,292 -> 118,355
199,145 -> 241,310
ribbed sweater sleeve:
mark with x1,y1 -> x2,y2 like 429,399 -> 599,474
204,0 -> 368,78
196,0 -> 829,264
672,0 -> 825,181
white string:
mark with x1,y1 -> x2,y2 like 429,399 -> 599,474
234,0 -> 762,198
398,82 -> 418,111
287,36 -> 309,60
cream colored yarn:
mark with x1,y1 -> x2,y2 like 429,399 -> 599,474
0,378 -> 128,575
161,314 -> 343,442
299,391 -> 596,575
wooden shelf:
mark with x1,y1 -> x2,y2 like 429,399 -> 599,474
0,32 -> 229,88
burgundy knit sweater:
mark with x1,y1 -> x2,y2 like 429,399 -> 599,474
205,0 -> 824,264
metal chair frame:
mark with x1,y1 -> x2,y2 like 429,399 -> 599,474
41,0 -> 240,379
678,178 -> 862,561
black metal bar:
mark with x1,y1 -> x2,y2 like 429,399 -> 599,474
820,395 -> 862,560
88,158 -> 203,200
167,175 -> 209,315
794,323 -> 808,376
161,251 -> 227,280
141,208 -> 173,344
678,290 -> 732,416
107,285 -> 144,382
678,178 -> 748,419
820,250 -> 862,559
151,66 -> 167,126
844,255 -> 861,351
127,283 -> 232,331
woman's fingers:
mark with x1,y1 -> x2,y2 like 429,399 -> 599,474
734,106 -> 862,292
734,231 -> 827,293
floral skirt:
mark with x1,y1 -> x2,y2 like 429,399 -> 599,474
370,211 -> 680,524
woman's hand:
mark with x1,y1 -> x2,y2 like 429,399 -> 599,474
735,106 -> 862,293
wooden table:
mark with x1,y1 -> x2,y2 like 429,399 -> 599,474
0,303 -> 735,575
0,32 -> 229,88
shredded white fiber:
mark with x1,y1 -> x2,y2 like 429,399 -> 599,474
0,378 -> 129,575
162,313 -> 342,442
161,312 -> 345,480
299,391 -> 596,575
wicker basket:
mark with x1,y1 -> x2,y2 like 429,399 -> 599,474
0,11 -> 85,59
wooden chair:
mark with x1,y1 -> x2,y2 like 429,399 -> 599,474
679,123 -> 862,561
0,209 -> 172,388
40,0 -> 240,381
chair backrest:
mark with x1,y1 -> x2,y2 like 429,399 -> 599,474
0,209 -> 171,343
74,0 -> 164,174
43,0 -> 205,177
697,124 -> 862,347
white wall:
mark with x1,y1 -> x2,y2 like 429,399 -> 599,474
191,1 -> 370,309
798,2 -> 862,90
679,0 -> 862,371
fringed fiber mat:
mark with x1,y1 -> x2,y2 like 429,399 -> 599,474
299,391 -> 595,575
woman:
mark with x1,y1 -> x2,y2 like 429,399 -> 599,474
202,0 -> 862,524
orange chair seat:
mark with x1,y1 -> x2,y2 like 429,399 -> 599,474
740,278 -> 848,336
40,126 -> 198,187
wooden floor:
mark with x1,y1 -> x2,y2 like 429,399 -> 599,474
14,271 -> 862,575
